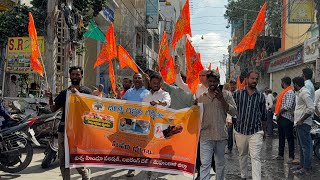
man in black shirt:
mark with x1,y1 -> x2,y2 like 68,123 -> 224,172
46,66 -> 92,180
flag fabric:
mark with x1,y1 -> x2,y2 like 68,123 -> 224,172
94,23 -> 117,69
28,12 -> 44,77
236,76 -> 246,90
233,2 -> 266,53
172,0 -> 191,50
109,61 -> 117,95
185,39 -> 204,94
216,66 -> 219,73
158,31 -> 176,84
118,45 -> 139,73
208,63 -> 212,70
83,19 -> 105,42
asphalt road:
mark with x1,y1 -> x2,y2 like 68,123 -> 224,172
1,137 -> 320,179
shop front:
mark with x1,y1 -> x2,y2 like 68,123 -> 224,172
267,45 -> 308,93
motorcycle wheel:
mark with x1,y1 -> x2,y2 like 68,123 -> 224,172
0,141 -> 33,173
314,142 -> 320,160
41,148 -> 57,168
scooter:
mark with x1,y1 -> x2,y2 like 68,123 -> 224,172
41,111 -> 61,168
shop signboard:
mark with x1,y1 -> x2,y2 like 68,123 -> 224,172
6,36 -> 45,74
288,0 -> 315,24
268,46 -> 303,73
304,36 -> 319,63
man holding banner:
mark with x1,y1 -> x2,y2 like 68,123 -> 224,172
196,70 -> 237,180
46,66 -> 92,180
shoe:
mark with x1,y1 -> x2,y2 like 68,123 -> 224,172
272,155 -> 284,160
126,170 -> 135,177
82,168 -> 91,180
293,168 -> 310,176
287,158 -> 294,164
290,166 -> 303,171
291,159 -> 300,165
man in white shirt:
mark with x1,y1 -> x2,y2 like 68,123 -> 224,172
174,64 -> 208,99
292,77 -> 314,175
302,68 -> 315,101
143,73 -> 171,107
314,89 -> 320,118
6,75 -> 19,97
266,89 -> 274,136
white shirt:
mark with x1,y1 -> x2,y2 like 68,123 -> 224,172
294,87 -> 315,126
305,79 -> 315,101
266,94 -> 274,110
7,81 -> 18,97
175,73 -> 208,99
142,89 -> 171,107
315,89 -> 320,116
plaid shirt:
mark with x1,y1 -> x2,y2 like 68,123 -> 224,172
280,89 -> 295,121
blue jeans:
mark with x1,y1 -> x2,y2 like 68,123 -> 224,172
296,124 -> 312,169
200,140 -> 227,180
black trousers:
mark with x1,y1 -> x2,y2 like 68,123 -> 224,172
227,117 -> 237,151
196,142 -> 215,174
278,116 -> 295,159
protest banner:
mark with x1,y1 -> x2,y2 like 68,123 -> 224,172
65,92 -> 201,177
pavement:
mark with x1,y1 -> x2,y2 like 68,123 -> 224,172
1,137 -> 320,180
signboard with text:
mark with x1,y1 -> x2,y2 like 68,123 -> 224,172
6,37 -> 45,74
268,46 -> 304,73
288,0 -> 315,24
304,36 -> 319,63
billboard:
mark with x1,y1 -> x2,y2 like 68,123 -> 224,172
6,37 -> 45,74
146,0 -> 159,29
288,0 -> 315,24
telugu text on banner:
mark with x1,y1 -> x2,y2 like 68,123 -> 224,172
65,92 -> 201,177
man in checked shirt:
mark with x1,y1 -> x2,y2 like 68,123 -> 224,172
233,71 -> 267,180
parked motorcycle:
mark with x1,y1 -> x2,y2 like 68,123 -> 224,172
311,120 -> 320,160
0,115 -> 40,173
41,111 -> 61,168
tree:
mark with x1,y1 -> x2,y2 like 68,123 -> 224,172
0,5 -> 45,47
224,0 -> 282,37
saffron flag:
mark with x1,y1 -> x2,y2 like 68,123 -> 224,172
186,39 -> 204,94
172,0 -> 191,50
28,12 -> 43,77
158,31 -> 176,84
94,23 -> 117,69
236,76 -> 246,90
207,63 -> 212,70
233,2 -> 266,53
109,61 -> 117,95
118,45 -> 139,73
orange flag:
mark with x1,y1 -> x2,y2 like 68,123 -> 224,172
172,0 -> 191,50
208,63 -> 212,70
94,23 -> 117,68
216,66 -> 219,73
118,45 -> 139,73
233,2 -> 266,53
158,31 -> 176,84
236,76 -> 246,90
28,12 -> 43,77
186,39 -> 204,94
108,61 -> 117,95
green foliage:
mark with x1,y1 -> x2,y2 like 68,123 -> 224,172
224,0 -> 282,37
0,5 -> 45,47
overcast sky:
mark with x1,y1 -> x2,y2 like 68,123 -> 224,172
190,0 -> 230,83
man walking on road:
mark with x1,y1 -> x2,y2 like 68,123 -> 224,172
291,77 -> 314,175
197,70 -> 237,180
273,77 -> 295,163
46,66 -> 92,180
233,71 -> 267,180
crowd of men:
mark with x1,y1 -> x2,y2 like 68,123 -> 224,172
0,65 -> 318,180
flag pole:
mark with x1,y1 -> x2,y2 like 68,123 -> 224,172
38,47 -> 49,89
